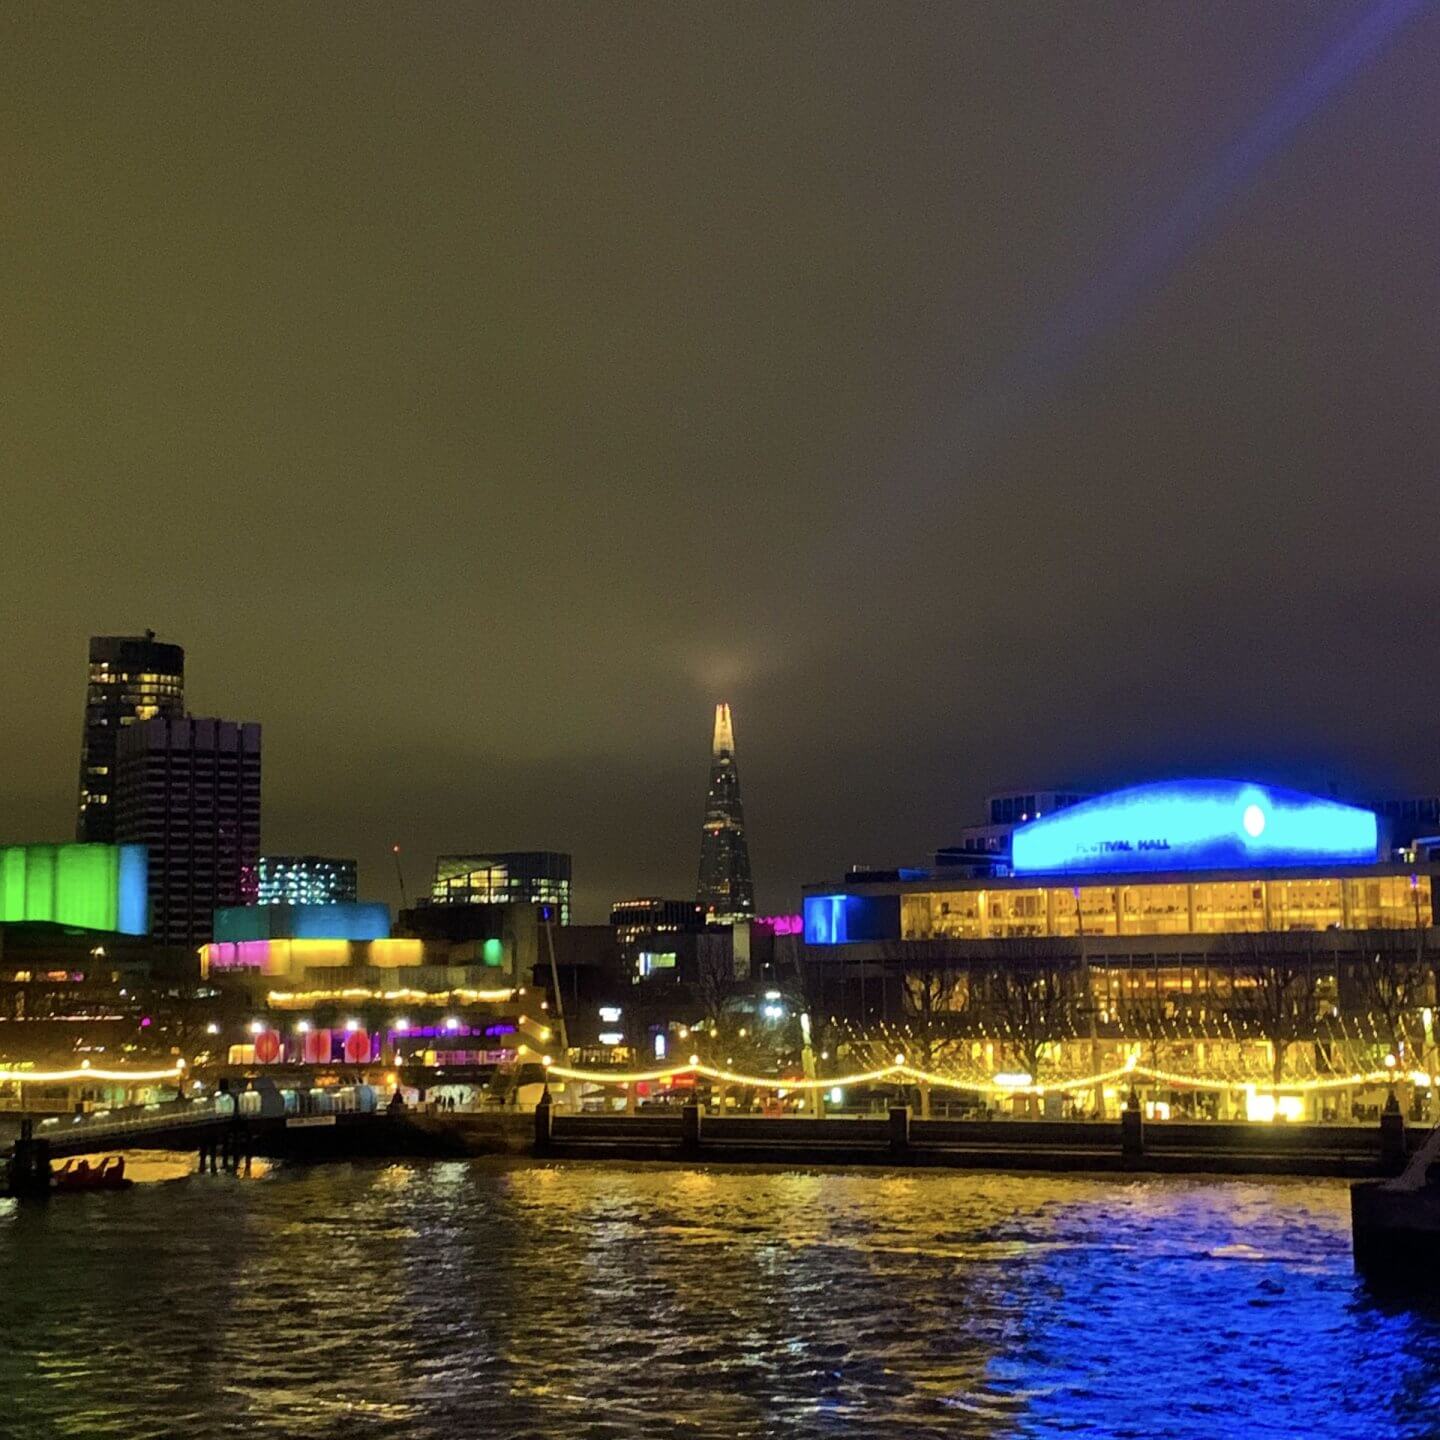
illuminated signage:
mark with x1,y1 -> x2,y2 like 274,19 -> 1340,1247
0,843 -> 147,935
1010,780 -> 1379,876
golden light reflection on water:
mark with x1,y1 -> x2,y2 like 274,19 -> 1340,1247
0,1162 -> 1436,1438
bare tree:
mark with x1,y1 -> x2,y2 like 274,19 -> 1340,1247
1348,926 -> 1427,1060
1223,932 -> 1323,1086
691,932 -> 742,1034
775,936 -> 839,1067
978,941 -> 1080,1083
897,950 -> 969,1074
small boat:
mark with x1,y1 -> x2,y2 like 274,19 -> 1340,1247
1352,1125 -> 1440,1284
51,1157 -> 133,1193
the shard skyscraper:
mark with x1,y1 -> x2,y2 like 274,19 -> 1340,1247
696,702 -> 755,923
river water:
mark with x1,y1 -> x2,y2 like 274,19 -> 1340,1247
2,1157 -> 1438,1439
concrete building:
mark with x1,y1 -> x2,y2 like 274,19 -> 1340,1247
115,716 -> 261,946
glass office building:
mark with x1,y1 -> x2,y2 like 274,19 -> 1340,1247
432,852 -> 571,925
257,855 -> 358,906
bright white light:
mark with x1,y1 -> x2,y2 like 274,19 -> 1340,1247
296,1020 -> 312,1034
205,1022 -> 219,1035
1242,804 -> 1266,838
444,1016 -> 460,1032
762,1005 -> 784,1020
1249,1093 -> 1276,1122
764,990 -> 781,1001
598,1006 -> 622,1023
344,1019 -> 360,1033
828,1087 -> 843,1105
653,1033 -> 667,1059
993,1071 -> 1033,1088
598,1031 -> 623,1046
248,1020 -> 264,1036
393,1018 -> 410,1032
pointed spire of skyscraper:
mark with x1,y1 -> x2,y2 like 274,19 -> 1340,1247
712,701 -> 735,757
697,701 -> 754,923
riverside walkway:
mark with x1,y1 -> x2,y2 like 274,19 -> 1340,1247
533,1100 -> 1426,1178
5,1095 -> 1428,1187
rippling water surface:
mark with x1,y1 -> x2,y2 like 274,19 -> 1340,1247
2,1157 -> 1439,1438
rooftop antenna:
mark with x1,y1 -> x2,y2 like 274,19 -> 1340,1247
392,844 -> 409,910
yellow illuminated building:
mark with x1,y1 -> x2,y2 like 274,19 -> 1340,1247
900,871 -> 1432,941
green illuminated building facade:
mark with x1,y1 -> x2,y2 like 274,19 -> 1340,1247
0,843 -> 148,935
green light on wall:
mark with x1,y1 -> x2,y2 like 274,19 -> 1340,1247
482,937 -> 504,967
0,844 -> 147,935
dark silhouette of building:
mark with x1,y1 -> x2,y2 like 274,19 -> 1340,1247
257,855 -> 358,905
696,702 -> 754,923
114,716 -> 261,946
611,897 -> 707,979
77,631 -> 185,842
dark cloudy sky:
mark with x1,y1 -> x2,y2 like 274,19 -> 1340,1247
2,3 -> 1437,921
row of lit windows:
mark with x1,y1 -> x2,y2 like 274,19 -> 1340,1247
901,875 -> 1433,940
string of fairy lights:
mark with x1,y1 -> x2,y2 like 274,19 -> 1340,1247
836,1008 -> 1434,1091
544,1053 -> 1416,1098
0,1061 -> 187,1084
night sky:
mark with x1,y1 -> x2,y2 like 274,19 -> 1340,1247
2,5 -> 1437,922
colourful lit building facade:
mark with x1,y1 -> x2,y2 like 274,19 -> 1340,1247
200,899 -> 550,1086
801,781 -> 1440,1119
0,843 -> 148,935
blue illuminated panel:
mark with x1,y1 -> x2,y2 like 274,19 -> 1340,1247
213,901 -> 392,943
117,844 -> 148,935
805,894 -> 849,944
803,893 -> 901,945
1010,780 -> 1379,876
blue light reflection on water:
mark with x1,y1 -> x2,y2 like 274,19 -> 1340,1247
1,1162 -> 1439,1438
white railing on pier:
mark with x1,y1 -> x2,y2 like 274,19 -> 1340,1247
36,1101 -> 228,1146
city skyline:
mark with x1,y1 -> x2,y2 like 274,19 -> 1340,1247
6,626 -> 1440,925
3,8 -> 1439,925
4,10 -> 1440,1433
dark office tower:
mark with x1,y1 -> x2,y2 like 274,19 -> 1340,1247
77,631 -> 185,841
696,702 -> 754,923
114,716 -> 261,946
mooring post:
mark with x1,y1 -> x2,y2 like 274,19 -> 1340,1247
888,1104 -> 911,1158
9,1119 -> 36,1197
534,1091 -> 553,1153
1381,1089 -> 1407,1175
1121,1086 -> 1144,1165
682,1100 -> 703,1155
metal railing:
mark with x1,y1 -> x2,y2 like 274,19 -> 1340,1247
34,1100 -> 228,1146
